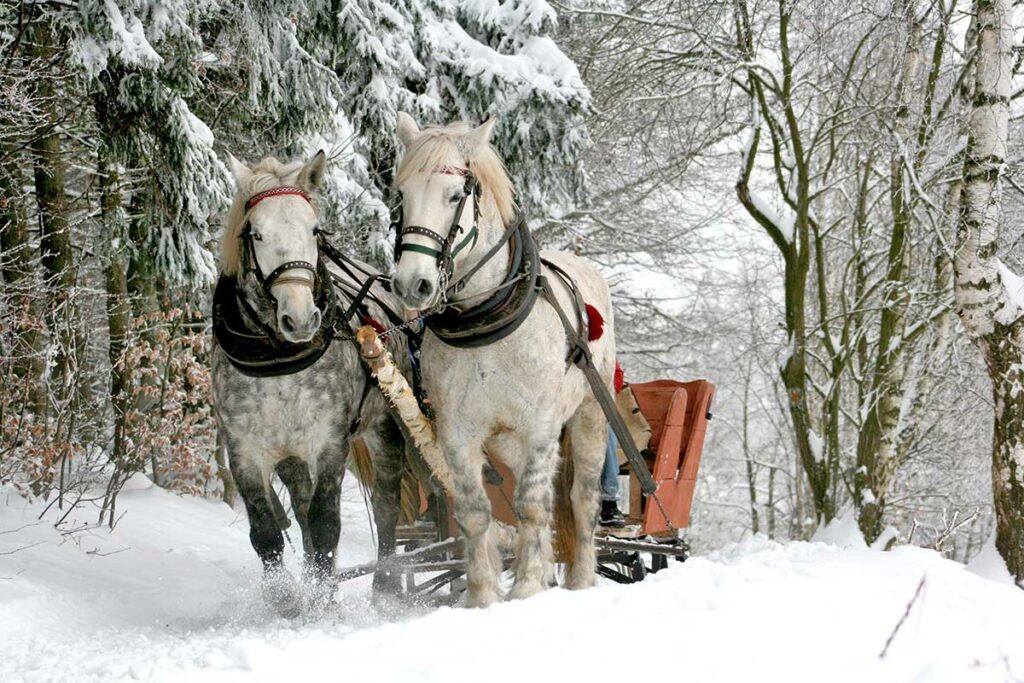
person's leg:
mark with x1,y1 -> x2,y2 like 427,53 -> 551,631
600,427 -> 619,502
599,426 -> 626,527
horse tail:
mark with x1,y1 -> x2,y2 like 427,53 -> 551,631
348,437 -> 375,489
552,426 -> 577,568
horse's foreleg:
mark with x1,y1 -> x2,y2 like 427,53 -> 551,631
276,456 -> 314,558
448,438 -> 501,607
230,450 -> 302,615
365,417 -> 405,595
308,443 -> 348,579
565,400 -> 605,590
231,455 -> 285,569
509,438 -> 558,599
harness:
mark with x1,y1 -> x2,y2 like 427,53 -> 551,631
394,167 -> 480,296
213,186 -> 340,378
213,185 -> 413,433
393,169 -> 671,529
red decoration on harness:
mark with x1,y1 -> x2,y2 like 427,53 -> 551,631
585,303 -> 604,342
245,186 -> 312,211
614,360 -> 625,394
360,314 -> 388,339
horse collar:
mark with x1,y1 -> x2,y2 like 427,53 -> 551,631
424,211 -> 541,348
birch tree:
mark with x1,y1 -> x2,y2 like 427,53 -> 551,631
954,0 -> 1024,585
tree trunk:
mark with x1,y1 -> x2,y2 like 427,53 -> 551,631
734,1 -> 833,524
29,22 -> 78,412
954,0 -> 1023,586
854,8 -> 921,542
98,146 -> 132,471
0,145 -> 46,414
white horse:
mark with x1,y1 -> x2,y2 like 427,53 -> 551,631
390,113 -> 615,606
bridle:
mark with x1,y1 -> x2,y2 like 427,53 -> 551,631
393,166 -> 480,300
240,186 -> 325,297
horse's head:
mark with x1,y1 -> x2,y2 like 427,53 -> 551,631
223,151 -> 327,344
391,112 -> 515,312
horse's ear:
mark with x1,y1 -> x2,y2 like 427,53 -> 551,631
396,111 -> 420,147
227,152 -> 252,189
462,118 -> 496,160
298,150 -> 327,192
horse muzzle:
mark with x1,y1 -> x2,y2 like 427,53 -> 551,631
392,271 -> 439,312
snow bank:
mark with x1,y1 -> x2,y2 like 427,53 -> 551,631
2,488 -> 1023,683
966,531 -> 1017,587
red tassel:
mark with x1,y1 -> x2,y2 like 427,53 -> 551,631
585,303 -> 604,342
360,314 -> 387,339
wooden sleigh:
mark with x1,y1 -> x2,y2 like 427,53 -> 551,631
338,376 -> 715,595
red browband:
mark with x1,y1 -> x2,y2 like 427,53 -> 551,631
245,186 -> 312,211
432,166 -> 471,177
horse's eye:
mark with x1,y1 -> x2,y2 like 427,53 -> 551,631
450,192 -> 464,204
251,231 -> 263,241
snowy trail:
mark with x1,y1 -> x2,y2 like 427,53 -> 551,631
2,480 -> 1023,683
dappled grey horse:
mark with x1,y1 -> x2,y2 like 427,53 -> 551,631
211,151 -> 408,614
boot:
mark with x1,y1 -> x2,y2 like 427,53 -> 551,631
599,499 -> 626,528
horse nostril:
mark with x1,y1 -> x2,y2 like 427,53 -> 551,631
281,314 -> 296,334
415,278 -> 433,297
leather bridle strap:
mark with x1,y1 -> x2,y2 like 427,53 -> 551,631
396,171 -> 479,266
245,186 -> 311,211
241,186 -> 318,294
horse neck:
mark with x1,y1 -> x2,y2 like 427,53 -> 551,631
452,209 -> 510,306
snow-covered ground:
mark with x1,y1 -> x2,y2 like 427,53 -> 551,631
2,478 -> 1023,683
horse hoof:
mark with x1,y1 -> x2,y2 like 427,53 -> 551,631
372,569 -> 402,597
262,568 -> 304,617
465,588 -> 501,608
508,581 -> 546,601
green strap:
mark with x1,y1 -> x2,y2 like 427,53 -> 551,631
400,243 -> 442,259
451,226 -> 478,258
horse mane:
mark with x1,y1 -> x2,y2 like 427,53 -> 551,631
394,121 -> 517,227
220,156 -> 315,276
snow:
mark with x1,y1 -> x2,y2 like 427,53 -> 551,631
813,509 -> 869,550
425,20 -> 584,101
3,485 -> 1024,682
748,189 -> 795,242
966,532 -> 1017,587
808,428 -> 824,463
996,259 -> 1024,324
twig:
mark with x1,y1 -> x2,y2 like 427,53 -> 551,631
880,575 -> 927,659
86,546 -> 130,557
0,540 -> 44,556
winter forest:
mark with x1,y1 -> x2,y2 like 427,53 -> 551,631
3,0 -> 1024,681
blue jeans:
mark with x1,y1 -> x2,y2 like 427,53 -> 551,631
601,427 -> 619,502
